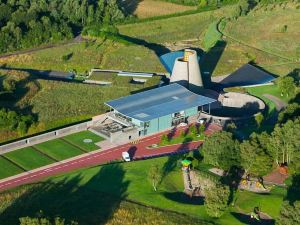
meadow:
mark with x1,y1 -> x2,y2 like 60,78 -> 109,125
121,0 -> 197,19
0,156 -> 286,225
0,40 -> 166,74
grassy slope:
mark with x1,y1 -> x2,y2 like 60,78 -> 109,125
118,10 -> 216,43
3,147 -> 54,171
0,157 -> 285,225
35,139 -> 84,161
221,2 -> 300,76
0,157 -> 24,179
0,40 -> 166,74
62,131 -> 104,152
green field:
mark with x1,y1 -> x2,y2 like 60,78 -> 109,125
63,131 -> 104,152
118,6 -> 234,44
0,156 -> 286,224
35,139 -> 84,161
0,157 -> 24,179
3,147 -> 54,171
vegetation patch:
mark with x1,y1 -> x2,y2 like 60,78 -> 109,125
123,0 -> 197,19
35,139 -> 84,161
0,156 -> 24,179
62,131 -> 104,152
3,147 -> 54,171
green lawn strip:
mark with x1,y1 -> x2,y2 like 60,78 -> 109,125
0,156 -> 25,179
35,139 -> 84,161
3,147 -> 55,171
159,133 -> 205,147
62,131 -> 103,152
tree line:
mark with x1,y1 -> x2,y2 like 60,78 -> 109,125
0,0 -> 125,53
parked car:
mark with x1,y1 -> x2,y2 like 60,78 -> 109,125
122,152 -> 131,162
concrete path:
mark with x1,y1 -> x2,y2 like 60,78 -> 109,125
263,94 -> 288,111
0,124 -> 222,192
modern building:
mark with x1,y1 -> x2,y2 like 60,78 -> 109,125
97,83 -> 215,143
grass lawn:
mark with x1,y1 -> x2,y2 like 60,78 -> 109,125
3,147 -> 55,171
0,156 -> 286,224
159,133 -> 205,146
0,157 -> 24,179
35,139 -> 84,161
246,85 -> 290,103
63,131 -> 104,152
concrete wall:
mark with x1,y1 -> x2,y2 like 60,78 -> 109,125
170,59 -> 189,87
158,115 -> 172,131
0,121 -> 94,154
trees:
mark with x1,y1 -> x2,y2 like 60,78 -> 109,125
19,216 -> 78,225
277,200 -> 300,225
204,183 -> 230,218
201,131 -> 240,170
255,112 -> 264,128
240,132 -> 274,177
277,76 -> 296,97
278,103 -> 300,124
269,119 -> 300,166
0,0 -> 126,53
148,164 -> 162,192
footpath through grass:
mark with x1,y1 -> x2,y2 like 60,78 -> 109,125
0,157 -> 24,179
4,147 -> 54,171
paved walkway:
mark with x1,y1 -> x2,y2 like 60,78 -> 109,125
0,124 -> 222,192
263,94 -> 287,111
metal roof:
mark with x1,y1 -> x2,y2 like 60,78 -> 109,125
105,83 -> 216,122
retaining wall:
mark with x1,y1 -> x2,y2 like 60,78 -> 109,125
0,121 -> 95,154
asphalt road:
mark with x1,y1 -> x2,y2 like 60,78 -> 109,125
0,123 -> 221,192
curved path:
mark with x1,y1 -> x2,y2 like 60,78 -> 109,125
263,94 -> 287,111
0,124 -> 222,192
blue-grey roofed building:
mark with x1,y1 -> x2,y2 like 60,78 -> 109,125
105,83 -> 216,138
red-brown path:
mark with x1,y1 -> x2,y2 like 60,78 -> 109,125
0,123 -> 222,192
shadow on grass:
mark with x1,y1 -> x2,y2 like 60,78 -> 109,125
0,164 -> 129,225
231,212 -> 274,225
286,173 -> 300,204
163,192 -> 204,205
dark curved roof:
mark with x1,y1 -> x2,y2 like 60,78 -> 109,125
220,64 -> 275,87
105,84 -> 216,122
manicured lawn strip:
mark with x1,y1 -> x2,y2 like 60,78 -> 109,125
4,147 -> 55,171
159,133 -> 205,147
62,131 -> 104,152
0,156 -> 24,179
35,139 -> 84,161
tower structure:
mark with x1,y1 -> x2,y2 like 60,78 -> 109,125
170,49 -> 203,93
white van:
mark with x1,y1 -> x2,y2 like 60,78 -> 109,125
122,152 -> 131,162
